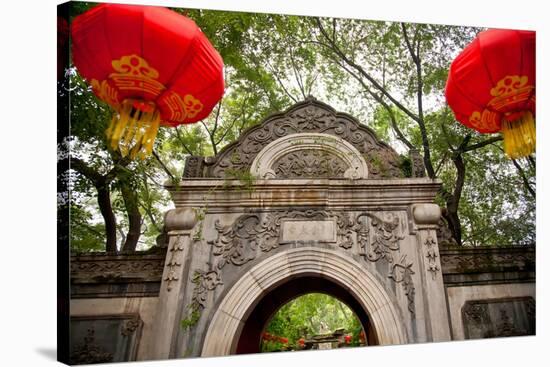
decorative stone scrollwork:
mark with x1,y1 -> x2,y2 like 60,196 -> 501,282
196,98 -> 403,179
424,236 -> 440,279
440,246 -> 535,274
357,212 -> 404,263
201,209 -> 415,315
494,309 -> 526,337
70,328 -> 114,364
272,149 -> 348,178
462,297 -> 535,339
71,255 -> 164,282
121,318 -> 140,337
335,212 -> 356,249
463,303 -> 490,325
250,133 -> 369,179
389,255 -> 416,314
191,268 -> 223,309
355,212 -> 415,313
207,210 -> 357,270
164,235 -> 185,291
180,267 -> 224,332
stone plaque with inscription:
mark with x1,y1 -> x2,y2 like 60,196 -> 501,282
281,220 -> 337,243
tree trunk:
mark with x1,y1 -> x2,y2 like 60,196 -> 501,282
71,158 -> 119,252
120,184 -> 142,252
96,180 -> 118,252
443,154 -> 466,245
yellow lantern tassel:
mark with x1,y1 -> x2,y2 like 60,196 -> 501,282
138,115 -> 160,159
107,102 -> 131,151
105,99 -> 161,159
501,111 -> 536,159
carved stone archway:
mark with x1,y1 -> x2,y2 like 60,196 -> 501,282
201,247 -> 408,357
148,99 -> 450,361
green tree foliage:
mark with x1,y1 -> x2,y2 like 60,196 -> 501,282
261,293 -> 363,352
65,3 -> 535,253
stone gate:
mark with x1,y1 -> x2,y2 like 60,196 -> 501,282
152,97 -> 450,358
69,98 -> 535,363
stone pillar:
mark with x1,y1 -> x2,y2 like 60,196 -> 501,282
411,204 -> 451,342
149,208 -> 198,359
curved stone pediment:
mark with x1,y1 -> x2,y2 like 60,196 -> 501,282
251,133 -> 369,179
182,97 -> 425,179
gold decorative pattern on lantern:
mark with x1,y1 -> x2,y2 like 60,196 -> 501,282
109,54 -> 166,97
164,91 -> 204,121
468,75 -> 535,133
468,110 -> 501,132
488,75 -> 534,111
91,79 -> 120,107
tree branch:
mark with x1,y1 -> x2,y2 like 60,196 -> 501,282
463,136 -> 502,152
289,46 -> 307,99
174,127 -> 195,155
152,149 -> 175,181
315,18 -> 421,124
266,59 -> 299,103
335,58 -> 415,150
511,158 -> 536,199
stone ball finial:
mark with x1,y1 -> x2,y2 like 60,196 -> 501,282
164,208 -> 199,232
412,204 -> 441,225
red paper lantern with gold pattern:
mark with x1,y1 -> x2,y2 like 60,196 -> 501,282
445,29 -> 535,159
71,3 -> 224,159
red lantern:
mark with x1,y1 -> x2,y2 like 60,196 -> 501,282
298,338 -> 305,346
344,335 -> 352,344
71,4 -> 224,159
445,29 -> 535,159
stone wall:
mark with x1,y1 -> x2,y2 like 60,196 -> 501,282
69,250 -> 164,364
440,245 -> 535,340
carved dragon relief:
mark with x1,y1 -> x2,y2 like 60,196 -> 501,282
182,210 -> 416,330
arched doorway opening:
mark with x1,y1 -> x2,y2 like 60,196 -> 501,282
201,247 -> 407,357
236,276 -> 378,354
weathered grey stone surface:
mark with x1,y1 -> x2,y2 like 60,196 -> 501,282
70,315 -> 142,364
440,245 -> 535,340
70,297 -> 158,361
71,250 -> 165,298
